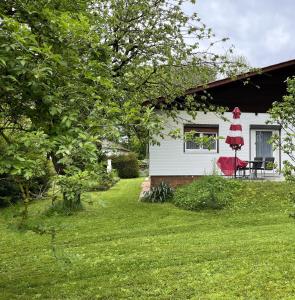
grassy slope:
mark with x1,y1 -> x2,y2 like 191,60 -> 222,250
1,179 -> 295,299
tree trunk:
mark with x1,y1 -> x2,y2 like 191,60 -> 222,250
18,182 -> 30,226
50,151 -> 66,176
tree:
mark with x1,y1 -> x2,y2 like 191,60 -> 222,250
0,0 -> 242,211
269,77 -> 295,180
0,0 -> 112,210
91,0 -> 238,153
223,55 -> 252,77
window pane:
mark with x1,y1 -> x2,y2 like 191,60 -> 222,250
186,133 -> 201,149
186,141 -> 200,149
203,133 -> 217,150
256,131 -> 272,158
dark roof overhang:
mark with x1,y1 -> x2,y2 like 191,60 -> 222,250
157,59 -> 295,113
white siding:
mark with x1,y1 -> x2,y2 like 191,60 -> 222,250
149,111 -> 290,176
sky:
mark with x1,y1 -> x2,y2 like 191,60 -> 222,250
183,0 -> 295,68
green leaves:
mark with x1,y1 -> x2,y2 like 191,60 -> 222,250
142,181 -> 174,203
0,131 -> 51,181
0,0 -> 244,209
269,76 -> 295,180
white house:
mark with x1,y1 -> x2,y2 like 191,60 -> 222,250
149,59 -> 295,187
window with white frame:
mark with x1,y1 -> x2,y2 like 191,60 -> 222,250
184,125 -> 218,153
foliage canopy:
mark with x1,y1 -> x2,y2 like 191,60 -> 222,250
269,76 -> 295,180
0,0 -> 241,210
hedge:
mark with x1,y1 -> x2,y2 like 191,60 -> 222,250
111,153 -> 139,178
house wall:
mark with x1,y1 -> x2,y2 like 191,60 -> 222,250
149,111 -> 289,186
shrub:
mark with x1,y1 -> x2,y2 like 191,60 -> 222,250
138,159 -> 149,177
0,133 -> 52,207
142,181 -> 174,203
44,200 -> 83,216
0,163 -> 51,207
0,175 -> 22,207
87,170 -> 120,191
173,176 -> 241,211
29,161 -> 52,198
112,153 -> 139,178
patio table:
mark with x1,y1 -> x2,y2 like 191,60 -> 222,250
242,160 -> 264,178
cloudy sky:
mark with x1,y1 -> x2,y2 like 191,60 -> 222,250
184,0 -> 295,67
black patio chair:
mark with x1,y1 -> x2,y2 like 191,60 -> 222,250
252,157 -> 264,177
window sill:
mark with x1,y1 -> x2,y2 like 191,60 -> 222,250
184,150 -> 218,154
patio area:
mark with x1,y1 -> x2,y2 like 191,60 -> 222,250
233,172 -> 284,181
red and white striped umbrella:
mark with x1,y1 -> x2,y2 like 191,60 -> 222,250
225,107 -> 244,150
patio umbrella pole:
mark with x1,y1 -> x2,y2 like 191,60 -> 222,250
234,148 -> 237,179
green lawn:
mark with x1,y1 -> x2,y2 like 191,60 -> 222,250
1,178 -> 295,299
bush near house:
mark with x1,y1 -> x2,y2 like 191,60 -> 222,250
173,176 -> 242,211
111,153 -> 139,178
142,181 -> 174,203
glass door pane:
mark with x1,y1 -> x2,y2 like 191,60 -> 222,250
256,131 -> 273,158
